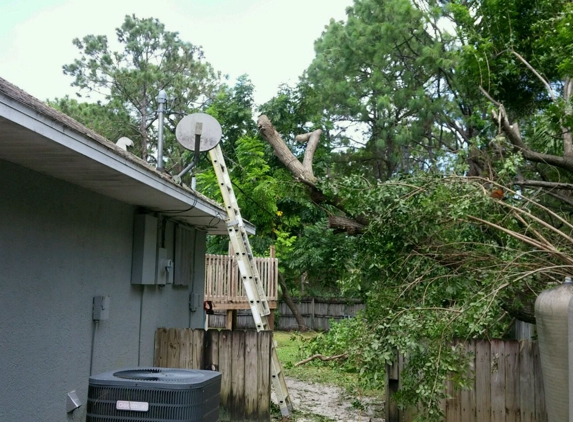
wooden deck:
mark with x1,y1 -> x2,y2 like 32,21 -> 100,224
204,253 -> 278,310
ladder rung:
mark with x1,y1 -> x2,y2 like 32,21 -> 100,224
209,143 -> 292,416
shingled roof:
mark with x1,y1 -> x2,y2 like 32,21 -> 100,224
0,76 -> 251,235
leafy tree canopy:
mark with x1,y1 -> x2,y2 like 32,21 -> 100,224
62,14 -> 221,164
258,0 -> 573,419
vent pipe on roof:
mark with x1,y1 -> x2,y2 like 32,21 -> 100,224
156,89 -> 167,172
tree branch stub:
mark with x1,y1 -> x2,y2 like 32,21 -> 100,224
295,129 -> 323,180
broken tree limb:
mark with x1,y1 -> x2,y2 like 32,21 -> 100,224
295,129 -> 322,180
257,115 -> 317,185
295,352 -> 349,367
328,215 -> 366,234
479,85 -> 573,173
491,107 -> 573,172
513,180 -> 573,190
257,114 -> 370,234
278,273 -> 308,331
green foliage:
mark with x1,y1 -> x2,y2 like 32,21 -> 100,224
274,331 -> 369,393
47,96 -> 139,142
272,0 -> 573,419
63,14 -> 221,164
287,221 -> 358,295
296,170 -> 573,420
302,317 -> 472,420
206,75 -> 257,161
306,0 -> 460,180
451,0 -> 568,116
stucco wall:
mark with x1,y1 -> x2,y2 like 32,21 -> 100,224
0,159 -> 207,422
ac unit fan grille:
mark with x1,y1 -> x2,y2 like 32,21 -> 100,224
87,381 -> 220,422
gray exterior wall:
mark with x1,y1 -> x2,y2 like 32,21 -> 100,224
0,159 -> 207,422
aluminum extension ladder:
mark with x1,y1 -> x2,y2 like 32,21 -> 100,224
209,144 -> 293,417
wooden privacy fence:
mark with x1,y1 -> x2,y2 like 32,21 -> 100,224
207,297 -> 365,330
155,328 -> 272,422
204,253 -> 278,309
277,297 -> 365,330
386,339 -> 547,422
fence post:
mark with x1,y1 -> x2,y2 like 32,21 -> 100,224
385,351 -> 400,422
226,310 -> 237,330
311,297 -> 315,331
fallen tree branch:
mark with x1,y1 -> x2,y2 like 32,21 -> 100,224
295,352 -> 349,367
278,273 -> 308,332
257,115 -> 317,185
479,86 -> 573,172
257,114 -> 370,234
329,215 -> 365,234
513,180 -> 573,190
296,129 -> 322,180
510,49 -> 555,101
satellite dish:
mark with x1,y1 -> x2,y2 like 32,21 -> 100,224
175,113 -> 222,152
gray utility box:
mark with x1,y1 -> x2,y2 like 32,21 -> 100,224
87,368 -> 221,422
131,214 -> 158,285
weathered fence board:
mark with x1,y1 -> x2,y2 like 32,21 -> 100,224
460,340 -> 476,422
505,340 -> 520,422
208,297 -> 366,330
385,350 -> 400,422
519,340 -> 535,422
218,331 -> 232,421
231,331 -> 246,420
475,340 -> 491,422
257,333 -> 271,420
385,339 -> 547,422
532,343 -> 547,422
154,328 -> 272,422
244,332 -> 259,418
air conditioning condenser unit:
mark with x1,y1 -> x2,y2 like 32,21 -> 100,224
87,367 -> 221,422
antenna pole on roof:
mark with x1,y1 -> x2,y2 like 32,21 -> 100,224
156,89 -> 167,172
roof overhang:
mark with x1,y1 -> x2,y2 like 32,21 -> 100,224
0,78 -> 255,235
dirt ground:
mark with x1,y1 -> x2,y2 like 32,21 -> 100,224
272,376 -> 385,422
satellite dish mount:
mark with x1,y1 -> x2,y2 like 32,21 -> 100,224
175,113 -> 223,183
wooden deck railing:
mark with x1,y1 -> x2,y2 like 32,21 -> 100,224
204,254 -> 278,309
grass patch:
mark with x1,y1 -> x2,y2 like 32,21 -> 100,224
271,331 -> 385,421
273,331 -> 376,395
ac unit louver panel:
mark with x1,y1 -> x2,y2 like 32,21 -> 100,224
87,368 -> 221,422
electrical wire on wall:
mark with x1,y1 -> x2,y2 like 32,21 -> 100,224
89,321 -> 99,375
137,285 -> 144,366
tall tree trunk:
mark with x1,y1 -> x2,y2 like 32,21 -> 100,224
278,273 -> 308,331
563,77 -> 573,158
140,92 -> 149,161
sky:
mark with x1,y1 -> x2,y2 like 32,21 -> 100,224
0,0 -> 353,106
